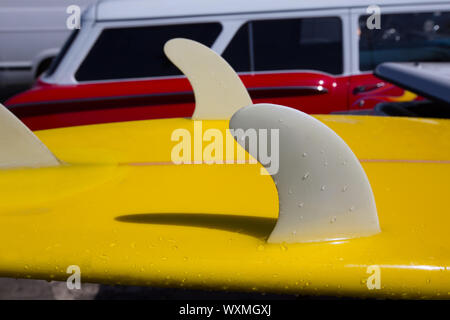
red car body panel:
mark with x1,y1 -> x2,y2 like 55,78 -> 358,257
5,72 -> 414,131
348,73 -> 420,109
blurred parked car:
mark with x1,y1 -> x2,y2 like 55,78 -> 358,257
337,62 -> 450,118
0,0 -> 95,100
5,0 -> 450,130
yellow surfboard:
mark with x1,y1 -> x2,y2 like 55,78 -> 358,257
0,39 -> 449,299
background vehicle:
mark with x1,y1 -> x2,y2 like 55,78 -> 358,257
0,0 -> 94,101
348,62 -> 450,118
5,0 -> 450,130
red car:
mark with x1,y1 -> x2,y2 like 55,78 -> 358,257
6,0 -> 450,130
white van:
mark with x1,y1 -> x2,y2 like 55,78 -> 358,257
0,0 -> 94,97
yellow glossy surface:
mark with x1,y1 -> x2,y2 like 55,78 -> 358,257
0,115 -> 450,298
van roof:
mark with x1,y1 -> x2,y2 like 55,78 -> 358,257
92,0 -> 450,21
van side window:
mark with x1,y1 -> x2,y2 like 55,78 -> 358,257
223,17 -> 343,75
75,23 -> 222,81
359,11 -> 450,71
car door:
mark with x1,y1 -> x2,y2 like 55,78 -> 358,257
349,5 -> 450,110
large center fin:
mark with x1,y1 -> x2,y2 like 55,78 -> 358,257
164,38 -> 252,120
0,104 -> 59,169
230,104 -> 380,243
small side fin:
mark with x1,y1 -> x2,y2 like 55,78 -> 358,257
164,38 -> 252,120
0,104 -> 59,169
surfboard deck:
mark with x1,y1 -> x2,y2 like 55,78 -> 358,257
0,115 -> 449,299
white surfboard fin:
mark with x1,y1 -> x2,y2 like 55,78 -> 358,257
0,103 -> 59,169
230,104 -> 380,243
164,38 -> 252,120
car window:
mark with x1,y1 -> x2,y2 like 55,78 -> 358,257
75,22 -> 222,81
222,17 -> 343,75
359,11 -> 450,71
